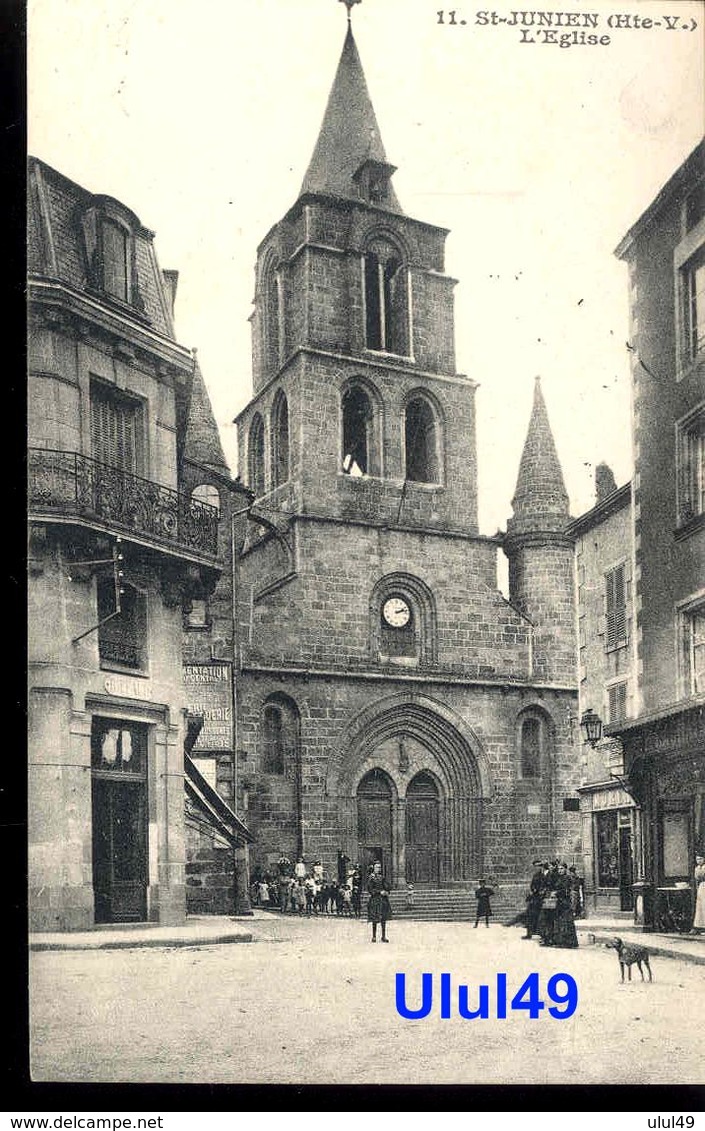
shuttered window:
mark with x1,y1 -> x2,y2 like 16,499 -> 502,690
102,219 -> 130,301
607,681 -> 628,722
90,382 -> 142,473
605,563 -> 627,649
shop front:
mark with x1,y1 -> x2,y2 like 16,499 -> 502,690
579,782 -> 641,915
607,700 -> 705,932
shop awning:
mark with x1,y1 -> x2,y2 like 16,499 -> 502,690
183,722 -> 253,847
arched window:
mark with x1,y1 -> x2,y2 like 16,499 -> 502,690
248,413 -> 265,498
517,709 -> 551,779
263,261 -> 282,377
405,395 -> 441,484
371,573 -> 436,667
342,383 -> 380,477
191,484 -> 220,514
271,391 -> 290,487
364,237 -> 409,355
261,695 -> 299,777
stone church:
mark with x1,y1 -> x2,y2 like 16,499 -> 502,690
234,21 -> 581,911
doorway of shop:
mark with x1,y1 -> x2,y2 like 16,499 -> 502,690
91,718 -> 148,923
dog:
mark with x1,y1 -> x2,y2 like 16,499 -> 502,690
605,936 -> 653,982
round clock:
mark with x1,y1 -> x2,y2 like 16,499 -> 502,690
382,596 -> 411,628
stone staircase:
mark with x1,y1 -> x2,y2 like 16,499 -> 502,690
362,886 -> 520,922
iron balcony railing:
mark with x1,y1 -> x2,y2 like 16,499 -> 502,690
29,448 -> 220,558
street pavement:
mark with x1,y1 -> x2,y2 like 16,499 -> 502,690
30,914 -> 705,1086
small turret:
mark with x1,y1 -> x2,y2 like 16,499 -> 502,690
507,376 -> 569,537
504,378 -> 576,684
182,353 -> 229,476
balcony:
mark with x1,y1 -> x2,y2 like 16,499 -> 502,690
28,449 -> 220,561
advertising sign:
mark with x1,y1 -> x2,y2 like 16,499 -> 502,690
183,663 -> 233,752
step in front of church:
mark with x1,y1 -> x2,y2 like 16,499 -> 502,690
361,887 -> 520,922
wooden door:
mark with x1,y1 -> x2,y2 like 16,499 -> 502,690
357,770 -> 393,882
91,719 -> 148,923
405,772 -> 439,884
92,778 -> 147,923
618,811 -> 634,911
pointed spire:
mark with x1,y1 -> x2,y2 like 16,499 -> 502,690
182,352 -> 229,475
508,377 -> 570,534
299,25 -> 402,212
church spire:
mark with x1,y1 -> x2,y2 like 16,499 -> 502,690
299,22 -> 402,212
508,377 -> 570,535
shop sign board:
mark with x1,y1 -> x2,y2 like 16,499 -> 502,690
183,663 -> 233,752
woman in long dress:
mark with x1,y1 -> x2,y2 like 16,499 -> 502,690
367,861 -> 392,942
551,863 -> 579,949
693,854 -> 705,932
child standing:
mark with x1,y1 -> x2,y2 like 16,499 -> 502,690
473,879 -> 494,928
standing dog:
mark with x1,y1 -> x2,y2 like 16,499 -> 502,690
605,936 -> 653,982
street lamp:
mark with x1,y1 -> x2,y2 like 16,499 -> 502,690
580,708 -> 603,747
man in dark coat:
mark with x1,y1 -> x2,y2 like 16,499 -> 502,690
522,859 -> 546,940
473,879 -> 495,928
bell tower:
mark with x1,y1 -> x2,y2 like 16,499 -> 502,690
233,5 -> 581,893
238,16 -> 479,535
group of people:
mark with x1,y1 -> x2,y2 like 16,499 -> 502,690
251,854 -> 364,918
520,858 -> 584,948
250,852 -> 393,942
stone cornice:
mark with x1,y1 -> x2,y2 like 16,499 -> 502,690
29,278 -> 193,375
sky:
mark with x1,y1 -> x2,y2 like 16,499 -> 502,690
28,0 -> 704,535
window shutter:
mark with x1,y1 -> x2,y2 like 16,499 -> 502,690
90,385 -> 139,474
103,219 -> 129,301
605,564 -> 626,648
608,682 -> 627,722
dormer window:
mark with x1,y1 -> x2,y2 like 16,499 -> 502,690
354,158 -> 397,208
80,197 -> 145,313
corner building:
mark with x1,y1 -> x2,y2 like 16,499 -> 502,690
235,26 -> 581,910
608,141 -> 705,931
27,159 -> 248,930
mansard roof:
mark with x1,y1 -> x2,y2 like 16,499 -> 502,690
508,377 -> 570,534
299,25 -> 402,213
27,156 -> 177,340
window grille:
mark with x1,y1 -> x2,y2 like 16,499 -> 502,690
97,579 -> 147,670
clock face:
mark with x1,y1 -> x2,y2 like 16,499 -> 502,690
382,596 -> 411,628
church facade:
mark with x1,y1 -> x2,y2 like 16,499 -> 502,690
234,25 -> 581,909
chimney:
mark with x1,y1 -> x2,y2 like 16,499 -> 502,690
162,269 -> 179,318
595,462 -> 617,504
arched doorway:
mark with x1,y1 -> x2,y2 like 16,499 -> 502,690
357,769 -> 393,880
405,771 -> 440,885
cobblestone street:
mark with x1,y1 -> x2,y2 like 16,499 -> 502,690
30,915 -> 705,1085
